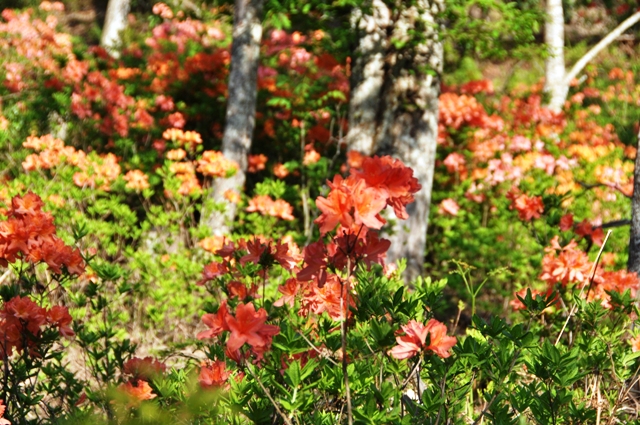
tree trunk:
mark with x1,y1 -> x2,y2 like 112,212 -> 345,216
564,10 -> 640,87
100,0 -> 131,58
347,0 -> 392,155
201,0 -> 264,235
628,130 -> 640,275
347,0 -> 444,282
544,0 -> 566,113
544,2 -> 640,113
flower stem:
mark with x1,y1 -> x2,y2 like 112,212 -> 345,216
341,258 -> 353,425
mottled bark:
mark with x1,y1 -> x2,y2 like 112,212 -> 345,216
100,0 -> 131,58
628,130 -> 640,275
348,0 -> 443,282
378,1 -> 443,283
347,0 -> 392,155
202,0 -> 264,235
544,0 -> 566,113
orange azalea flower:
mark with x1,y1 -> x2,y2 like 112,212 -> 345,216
297,240 -> 328,282
0,296 -> 74,358
274,278 -> 300,307
46,305 -> 74,339
162,128 -> 202,148
199,236 -> 226,253
301,274 -> 353,321
438,198 -> 460,216
199,360 -> 231,389
559,214 -> 573,231
346,150 -> 365,169
587,270 -> 640,309
507,188 -> 544,221
245,195 -> 272,213
123,357 -> 166,380
315,176 -> 354,234
224,189 -> 241,204
351,180 -> 387,229
352,155 -> 421,220
443,153 -> 466,174
247,154 -> 268,173
269,199 -> 295,221
198,301 -> 230,340
123,170 -> 150,191
227,280 -> 254,300
0,399 -> 9,424
631,335 -> 640,353
273,163 -> 290,178
0,193 -> 84,275
152,2 -> 174,19
246,195 -> 295,221
47,194 -> 65,207
389,319 -> 456,360
167,111 -> 185,129
303,148 -> 321,165
197,261 -> 229,285
540,237 -> 591,286
240,239 -> 268,266
423,319 -> 458,358
166,149 -> 187,161
225,302 -> 279,352
119,380 -> 157,406
197,151 -> 238,178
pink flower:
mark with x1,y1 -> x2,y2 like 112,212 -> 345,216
438,198 -> 460,216
389,319 -> 456,360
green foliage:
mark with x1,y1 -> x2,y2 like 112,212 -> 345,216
1,0 -> 640,424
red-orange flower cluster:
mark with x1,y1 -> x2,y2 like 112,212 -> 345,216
0,192 -> 85,274
199,360 -> 232,389
506,188 -> 544,221
198,302 -> 280,361
0,296 -> 74,358
315,155 -> 420,235
246,195 -> 295,221
118,380 -> 157,406
540,237 -> 591,286
123,356 -> 167,381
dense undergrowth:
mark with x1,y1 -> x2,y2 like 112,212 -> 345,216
1,1 -> 640,424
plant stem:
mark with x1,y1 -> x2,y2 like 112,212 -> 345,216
555,230 -> 611,346
341,257 -> 353,425
245,363 -> 294,425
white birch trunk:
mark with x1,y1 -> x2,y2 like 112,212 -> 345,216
100,0 -> 131,58
545,4 -> 640,112
564,10 -> 640,86
544,0 -> 567,113
201,0 -> 264,235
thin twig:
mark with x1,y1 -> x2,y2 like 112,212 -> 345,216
401,357 -> 422,389
0,269 -> 12,285
341,258 -> 353,425
555,230 -> 612,346
297,331 -> 339,366
606,363 -> 640,425
245,363 -> 294,425
596,374 -> 602,425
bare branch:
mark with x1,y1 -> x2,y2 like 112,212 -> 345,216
564,10 -> 640,85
